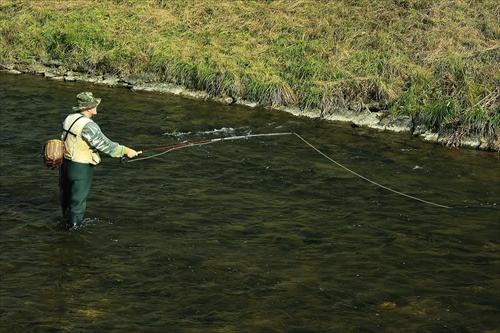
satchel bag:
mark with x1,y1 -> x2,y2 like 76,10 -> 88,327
43,139 -> 65,169
43,116 -> 84,169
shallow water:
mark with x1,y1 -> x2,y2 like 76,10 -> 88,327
1,72 -> 499,333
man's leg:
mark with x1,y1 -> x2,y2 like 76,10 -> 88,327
61,161 -> 94,229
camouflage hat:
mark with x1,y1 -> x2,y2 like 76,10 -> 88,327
73,92 -> 101,111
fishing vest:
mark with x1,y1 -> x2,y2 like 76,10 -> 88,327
62,113 -> 101,165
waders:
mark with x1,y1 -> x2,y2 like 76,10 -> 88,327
60,159 -> 94,228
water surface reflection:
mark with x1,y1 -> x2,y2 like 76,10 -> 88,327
1,73 -> 499,332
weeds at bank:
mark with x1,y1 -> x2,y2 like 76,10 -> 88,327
0,0 -> 498,147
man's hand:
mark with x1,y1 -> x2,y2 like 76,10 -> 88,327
126,148 -> 141,158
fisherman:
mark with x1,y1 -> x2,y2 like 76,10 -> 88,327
60,92 -> 139,229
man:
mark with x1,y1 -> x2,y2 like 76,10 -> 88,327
60,91 -> 139,229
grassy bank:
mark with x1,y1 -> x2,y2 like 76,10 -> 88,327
1,0 -> 499,146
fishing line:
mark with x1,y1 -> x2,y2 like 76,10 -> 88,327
292,133 -> 451,209
123,132 -> 453,208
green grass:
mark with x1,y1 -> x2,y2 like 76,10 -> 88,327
1,0 -> 498,147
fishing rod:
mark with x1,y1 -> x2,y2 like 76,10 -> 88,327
155,132 -> 294,151
121,131 -> 456,209
121,132 -> 293,164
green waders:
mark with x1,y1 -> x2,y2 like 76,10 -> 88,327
60,159 -> 94,229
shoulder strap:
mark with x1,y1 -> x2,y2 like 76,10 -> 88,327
62,116 -> 85,141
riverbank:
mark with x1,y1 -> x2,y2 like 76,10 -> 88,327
3,61 -> 498,151
1,0 -> 498,150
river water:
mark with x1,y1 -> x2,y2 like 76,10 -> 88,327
1,72 -> 499,333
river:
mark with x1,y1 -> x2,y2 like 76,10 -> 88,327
1,72 -> 499,332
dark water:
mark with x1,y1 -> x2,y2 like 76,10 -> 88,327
1,72 -> 499,333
